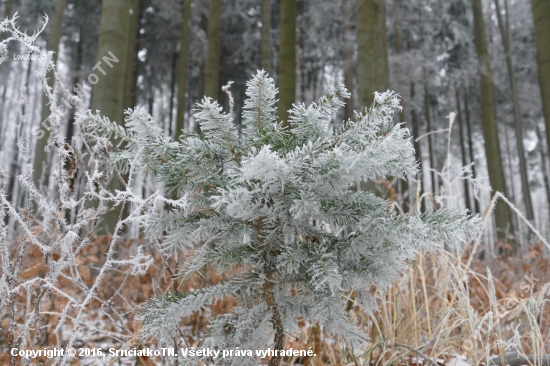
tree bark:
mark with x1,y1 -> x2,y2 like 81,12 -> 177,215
298,0 -> 306,103
393,0 -> 405,123
493,0 -> 534,222
195,60 -> 205,134
424,76 -> 437,196
6,60 -> 32,209
67,24 -> 84,141
33,0 -> 68,188
530,0 -> 550,156
90,0 -> 133,234
204,0 -> 222,100
91,0 -> 132,123
123,0 -> 142,112
0,0 -> 14,41
411,82 -> 424,212
356,0 -> 389,108
456,88 -> 472,213
277,0 -> 297,125
535,126 -> 550,217
1,0 -> 14,19
343,0 -> 354,121
176,0 -> 192,139
260,0 -> 272,73
470,0 -> 513,242
166,51 -> 176,138
264,278 -> 285,366
463,92 -> 481,214
356,0 -> 390,196
392,0 -> 409,212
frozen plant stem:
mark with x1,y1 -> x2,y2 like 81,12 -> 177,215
258,217 -> 286,366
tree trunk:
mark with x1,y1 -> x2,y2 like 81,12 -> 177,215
123,0 -> 142,112
393,0 -> 405,123
204,0 -> 222,100
356,0 -> 389,108
470,0 -> 513,242
411,82 -> 424,212
503,128 -> 517,206
90,0 -> 133,234
169,51 -> 177,139
298,0 -> 306,102
343,0 -> 354,121
392,0 -> 409,212
91,0 -> 131,123
424,76 -> 437,196
278,0 -> 297,125
260,0 -> 272,73
33,0 -> 68,189
535,126 -> 550,218
148,71 -> 154,116
530,0 -> 550,156
463,92 -> 481,214
355,0 -> 390,196
1,0 -> 14,18
0,0 -> 14,40
6,60 -> 32,209
456,88 -> 472,213
494,0 -> 534,222
195,60 -> 205,134
176,0 -> 192,139
411,83 -> 423,174
67,24 -> 84,141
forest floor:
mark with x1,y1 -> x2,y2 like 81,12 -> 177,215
1,235 -> 550,365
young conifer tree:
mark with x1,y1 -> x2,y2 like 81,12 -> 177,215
81,71 -> 479,366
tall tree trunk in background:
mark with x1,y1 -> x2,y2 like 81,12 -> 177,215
530,0 -> 550,153
6,59 -> 32,210
393,0 -> 405,123
356,0 -> 389,108
176,0 -> 192,139
278,0 -> 296,125
298,0 -> 306,102
67,24 -> 84,141
0,0 -> 14,40
1,0 -> 14,19
464,92 -> 480,214
535,126 -> 550,214
91,0 -> 132,123
148,70 -> 154,115
456,89 -> 472,213
204,0 -> 222,100
411,82 -> 424,211
471,0 -> 513,243
424,76 -> 437,195
392,0 -> 409,211
33,0 -> 68,189
260,0 -> 271,73
169,51 -> 177,138
503,129 -> 518,229
123,0 -> 142,112
494,0 -> 534,222
195,61 -> 205,133
343,0 -> 354,121
356,0 -> 390,196
90,0 -> 132,234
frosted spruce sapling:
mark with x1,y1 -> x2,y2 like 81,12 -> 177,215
80,71 -> 479,366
